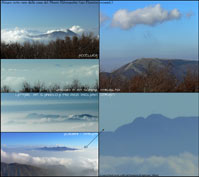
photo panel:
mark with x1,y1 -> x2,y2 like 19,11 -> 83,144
1,93 -> 99,132
99,93 -> 199,176
1,132 -> 98,176
1,0 -> 99,59
100,1 -> 198,92
1,59 -> 99,92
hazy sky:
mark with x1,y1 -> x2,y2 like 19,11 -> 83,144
100,1 -> 198,71
1,59 -> 99,91
100,93 -> 198,175
1,93 -> 98,132
100,93 -> 199,131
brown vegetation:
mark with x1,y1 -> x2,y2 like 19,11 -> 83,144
1,34 -> 99,59
100,65 -> 198,92
1,80 -> 99,93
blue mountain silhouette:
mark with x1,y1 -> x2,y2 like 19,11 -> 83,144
100,114 -> 198,157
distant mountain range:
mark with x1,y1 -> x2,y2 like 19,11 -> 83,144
101,58 -> 198,81
1,162 -> 49,176
26,113 -> 98,122
38,146 -> 78,151
100,114 -> 198,157
28,29 -> 78,42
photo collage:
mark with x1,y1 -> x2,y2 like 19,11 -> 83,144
1,0 -> 198,176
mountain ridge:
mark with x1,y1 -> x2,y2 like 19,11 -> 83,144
101,58 -> 198,81
1,162 -> 49,176
100,114 -> 198,157
28,29 -> 78,42
38,146 -> 78,151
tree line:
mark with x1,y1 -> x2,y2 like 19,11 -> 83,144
1,33 -> 99,59
100,65 -> 198,92
1,80 -> 99,93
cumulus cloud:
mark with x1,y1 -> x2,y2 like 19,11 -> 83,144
112,4 -> 181,30
1,28 -> 34,43
1,149 -> 98,176
100,153 -> 198,176
69,25 -> 85,34
100,13 -> 109,24
46,26 -> 84,35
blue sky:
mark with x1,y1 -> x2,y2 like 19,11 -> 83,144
1,132 -> 98,175
1,1 -> 99,32
1,93 -> 98,132
1,133 -> 98,148
100,1 -> 198,71
1,59 -> 99,91
100,93 -> 199,131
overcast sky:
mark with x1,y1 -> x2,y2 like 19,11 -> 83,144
1,59 -> 99,91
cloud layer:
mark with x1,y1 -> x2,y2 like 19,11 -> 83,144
111,4 -> 181,29
100,153 -> 198,176
1,149 -> 98,176
1,26 -> 85,44
5,113 -> 98,125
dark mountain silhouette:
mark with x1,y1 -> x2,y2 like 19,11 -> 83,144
100,114 -> 198,157
101,58 -> 198,81
1,162 -> 49,176
1,162 -> 80,176
38,146 -> 78,151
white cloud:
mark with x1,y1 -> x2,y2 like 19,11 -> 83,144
69,25 -> 85,34
1,149 -> 98,176
46,26 -> 84,35
61,65 -> 99,78
100,153 -> 198,176
1,76 -> 25,88
1,28 -> 33,43
1,149 -> 71,166
4,113 -> 98,125
112,4 -> 181,30
1,26 -> 85,44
